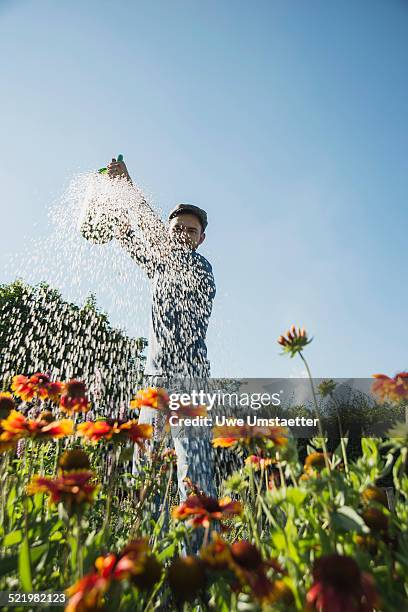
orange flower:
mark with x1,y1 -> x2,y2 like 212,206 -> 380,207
11,373 -> 63,403
212,424 -> 288,449
0,409 -> 28,442
278,325 -> 311,357
59,380 -> 90,415
76,420 -> 114,443
304,452 -> 329,470
65,571 -> 110,612
11,373 -> 49,401
66,540 -> 161,611
200,532 -> 232,569
300,452 -> 331,480
130,387 -> 169,410
28,417 -> 74,440
77,418 -> 152,447
115,421 -> 153,446
172,493 -> 242,528
66,554 -> 121,612
372,372 -> 408,404
0,410 -> 73,442
27,471 -> 97,512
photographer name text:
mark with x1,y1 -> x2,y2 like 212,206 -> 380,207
168,415 -> 319,427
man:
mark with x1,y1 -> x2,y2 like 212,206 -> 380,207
106,156 -> 216,500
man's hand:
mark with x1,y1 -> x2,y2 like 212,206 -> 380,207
106,157 -> 132,182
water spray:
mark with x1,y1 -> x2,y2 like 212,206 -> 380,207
79,154 -> 126,244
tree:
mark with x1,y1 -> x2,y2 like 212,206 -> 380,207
0,280 -> 147,415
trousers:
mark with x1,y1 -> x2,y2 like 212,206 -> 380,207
132,376 -> 216,502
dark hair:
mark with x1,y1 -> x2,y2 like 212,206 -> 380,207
168,204 -> 208,231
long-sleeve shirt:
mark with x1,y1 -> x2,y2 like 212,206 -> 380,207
119,215 -> 216,377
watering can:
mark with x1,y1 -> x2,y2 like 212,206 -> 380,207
79,154 -> 125,244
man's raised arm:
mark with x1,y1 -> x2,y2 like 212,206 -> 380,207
116,221 -> 156,279
106,157 -> 171,258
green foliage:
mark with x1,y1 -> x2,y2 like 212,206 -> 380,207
1,431 -> 407,610
0,280 -> 147,409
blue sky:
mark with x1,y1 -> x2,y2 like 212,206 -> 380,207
1,0 -> 407,378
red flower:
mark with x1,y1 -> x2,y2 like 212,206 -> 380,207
27,416 -> 74,440
65,571 -> 109,611
11,373 -> 51,401
76,420 -> 114,443
11,373 -> 63,403
245,454 -> 273,469
172,493 -> 242,528
0,410 -> 73,442
66,540 -> 161,610
230,541 -> 284,603
76,418 -> 153,447
46,381 -> 64,402
59,380 -> 90,415
278,325 -> 312,357
200,534 -> 287,604
372,372 -> 408,404
119,540 -> 162,590
27,471 -> 97,514
306,554 -> 379,612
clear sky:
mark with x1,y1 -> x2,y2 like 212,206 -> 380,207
1,0 -> 407,378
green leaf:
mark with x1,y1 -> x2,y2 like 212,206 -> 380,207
68,534 -> 78,574
18,535 -> 33,591
271,532 -> 286,551
284,487 -> 307,508
331,506 -> 368,534
361,438 -> 378,464
157,541 -> 178,562
49,531 -> 64,542
3,530 -> 22,547
33,492 -> 44,512
0,544 -> 48,579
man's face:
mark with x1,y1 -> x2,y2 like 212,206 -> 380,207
169,213 -> 205,250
